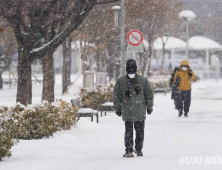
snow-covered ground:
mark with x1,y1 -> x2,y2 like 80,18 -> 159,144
1,77 -> 222,170
0,74 -> 83,106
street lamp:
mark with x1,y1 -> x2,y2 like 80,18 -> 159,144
112,0 -> 125,76
112,6 -> 121,27
179,10 -> 196,60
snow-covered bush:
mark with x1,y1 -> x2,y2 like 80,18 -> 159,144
0,100 -> 77,160
12,102 -> 60,139
0,107 -> 19,161
12,100 -> 78,139
0,100 -> 78,140
149,75 -> 171,92
56,100 -> 78,130
80,84 -> 114,110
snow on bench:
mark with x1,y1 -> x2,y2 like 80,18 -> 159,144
78,108 -> 98,114
102,102 -> 114,107
100,102 -> 115,116
153,88 -> 167,96
71,99 -> 99,123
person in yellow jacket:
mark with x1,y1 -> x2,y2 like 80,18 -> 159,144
173,60 -> 196,117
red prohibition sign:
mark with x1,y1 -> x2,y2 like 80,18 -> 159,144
127,30 -> 143,46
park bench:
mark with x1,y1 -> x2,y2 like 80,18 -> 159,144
153,88 -> 167,96
71,99 -> 99,123
100,102 -> 115,117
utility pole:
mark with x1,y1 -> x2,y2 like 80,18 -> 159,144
185,21 -> 189,60
120,0 -> 125,76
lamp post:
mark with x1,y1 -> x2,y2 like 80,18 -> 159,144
112,6 -> 121,27
112,0 -> 125,76
179,10 -> 196,60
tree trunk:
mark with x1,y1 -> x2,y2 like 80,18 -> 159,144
16,48 -> 32,105
141,53 -> 146,76
62,38 -> 72,94
96,53 -> 103,72
146,44 -> 153,76
79,36 -> 88,88
42,53 -> 54,102
82,54 -> 88,88
0,72 -> 3,89
160,46 -> 166,75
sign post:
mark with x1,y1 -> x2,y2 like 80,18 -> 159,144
120,0 -> 126,76
127,30 -> 144,53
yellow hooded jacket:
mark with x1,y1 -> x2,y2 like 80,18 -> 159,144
173,60 -> 196,91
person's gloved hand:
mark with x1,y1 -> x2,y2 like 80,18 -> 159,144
116,112 -> 122,117
174,77 -> 180,87
147,108 -> 153,115
188,70 -> 193,77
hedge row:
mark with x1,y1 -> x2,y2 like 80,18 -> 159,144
80,84 -> 114,110
0,100 -> 78,161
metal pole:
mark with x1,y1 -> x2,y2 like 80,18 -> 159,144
206,49 -> 209,79
120,0 -> 125,76
186,21 -> 189,60
171,49 -> 175,69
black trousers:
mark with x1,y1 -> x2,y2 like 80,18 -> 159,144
175,90 -> 191,114
124,120 -> 145,153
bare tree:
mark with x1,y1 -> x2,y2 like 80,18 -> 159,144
77,3 -> 121,80
0,0 -> 119,105
62,37 -> 72,94
159,36 -> 169,75
77,0 -> 183,79
0,18 -> 17,89
126,0 -> 183,76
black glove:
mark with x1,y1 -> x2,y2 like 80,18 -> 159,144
116,112 -> 122,117
174,77 -> 180,87
188,70 -> 193,77
147,108 -> 153,115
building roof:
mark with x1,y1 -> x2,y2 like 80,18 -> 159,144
143,36 -> 187,51
189,36 -> 222,50
144,36 -> 222,51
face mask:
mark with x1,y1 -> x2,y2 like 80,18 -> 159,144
182,67 -> 187,71
128,74 -> 136,79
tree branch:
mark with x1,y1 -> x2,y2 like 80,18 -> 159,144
31,1 -> 94,61
96,0 -> 120,5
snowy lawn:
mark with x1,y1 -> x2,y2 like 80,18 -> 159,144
0,74 -> 83,106
1,79 -> 222,170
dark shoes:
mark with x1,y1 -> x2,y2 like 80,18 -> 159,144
184,113 -> 189,117
123,150 -> 143,158
123,152 -> 134,158
178,111 -> 183,117
178,111 -> 189,117
134,150 -> 143,157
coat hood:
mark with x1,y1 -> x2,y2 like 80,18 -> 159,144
180,60 -> 190,69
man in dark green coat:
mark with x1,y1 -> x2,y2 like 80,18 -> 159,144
113,59 -> 154,158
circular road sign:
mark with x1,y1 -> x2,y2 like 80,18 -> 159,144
127,30 -> 143,46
